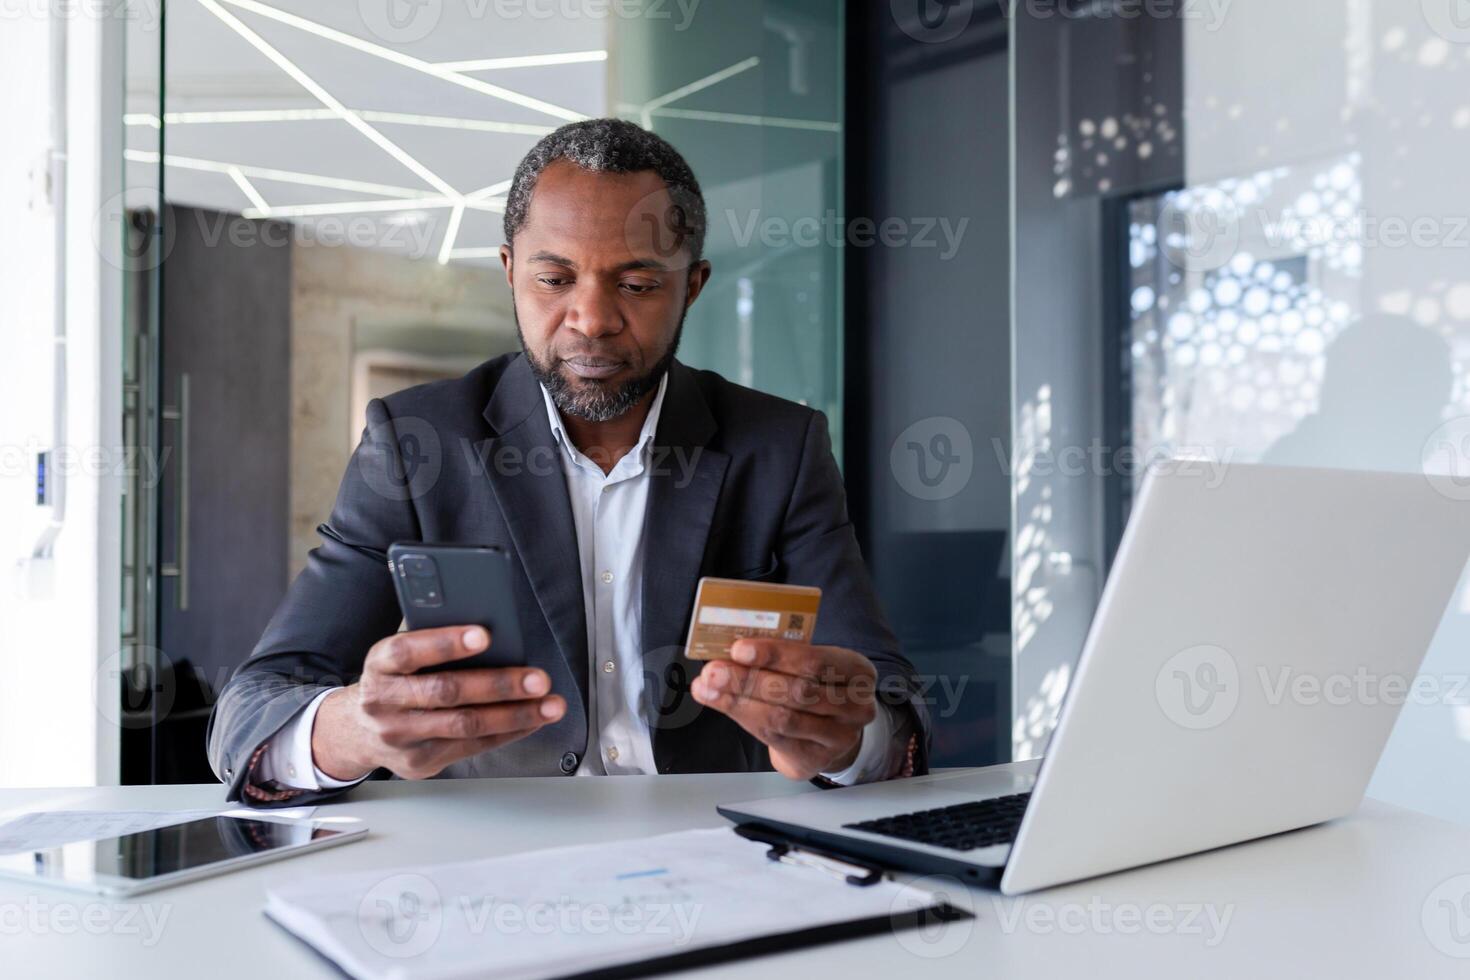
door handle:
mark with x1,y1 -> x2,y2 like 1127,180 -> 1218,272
160,372 -> 190,610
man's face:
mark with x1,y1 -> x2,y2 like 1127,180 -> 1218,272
500,159 -> 711,422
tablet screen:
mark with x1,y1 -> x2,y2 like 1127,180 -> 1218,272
0,816 -> 344,885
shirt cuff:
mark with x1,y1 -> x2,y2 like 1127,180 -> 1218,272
255,687 -> 368,791
819,699 -> 900,786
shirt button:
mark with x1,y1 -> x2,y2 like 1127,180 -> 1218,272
559,751 -> 579,774
607,746 -> 620,762
286,764 -> 297,779
602,660 -> 615,673
600,570 -> 614,585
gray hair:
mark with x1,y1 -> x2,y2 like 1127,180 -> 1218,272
502,118 -> 708,263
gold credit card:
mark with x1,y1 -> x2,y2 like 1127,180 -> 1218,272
684,577 -> 822,661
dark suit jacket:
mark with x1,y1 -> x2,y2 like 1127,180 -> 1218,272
207,353 -> 930,804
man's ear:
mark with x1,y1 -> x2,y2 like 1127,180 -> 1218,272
499,244 -> 514,289
684,259 -> 713,308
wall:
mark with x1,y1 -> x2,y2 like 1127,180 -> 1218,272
289,242 -> 518,576
0,10 -> 123,788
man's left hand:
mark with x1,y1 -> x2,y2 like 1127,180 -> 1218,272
690,639 -> 878,781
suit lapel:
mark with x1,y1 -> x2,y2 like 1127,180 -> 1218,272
479,356 -> 589,712
641,362 -> 729,723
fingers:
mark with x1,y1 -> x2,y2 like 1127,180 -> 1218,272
413,697 -> 567,742
365,626 -> 493,675
366,695 -> 566,746
389,728 -> 548,781
361,664 -> 552,710
690,674 -> 861,751
729,639 -> 878,685
694,661 -> 877,722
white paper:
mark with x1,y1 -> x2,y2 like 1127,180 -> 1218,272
265,826 -> 947,980
0,807 -> 318,855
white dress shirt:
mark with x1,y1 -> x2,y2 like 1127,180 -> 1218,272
256,376 -> 898,790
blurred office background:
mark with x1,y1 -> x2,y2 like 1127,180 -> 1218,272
2,0 -> 1469,825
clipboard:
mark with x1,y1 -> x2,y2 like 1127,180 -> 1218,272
263,826 -> 973,980
554,828 -> 970,980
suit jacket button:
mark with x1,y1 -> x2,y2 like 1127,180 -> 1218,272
559,751 -> 578,774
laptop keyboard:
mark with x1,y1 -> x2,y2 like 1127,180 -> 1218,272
843,792 -> 1032,852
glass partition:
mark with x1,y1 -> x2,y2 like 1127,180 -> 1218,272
612,1 -> 845,431
1158,0 -> 1470,823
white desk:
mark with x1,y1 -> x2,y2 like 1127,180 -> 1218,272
2,774 -> 1468,978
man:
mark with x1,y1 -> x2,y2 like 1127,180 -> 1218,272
207,119 -> 929,806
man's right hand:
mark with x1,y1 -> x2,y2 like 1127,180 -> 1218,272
311,626 -> 566,781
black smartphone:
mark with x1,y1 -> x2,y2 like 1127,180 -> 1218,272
387,542 -> 527,671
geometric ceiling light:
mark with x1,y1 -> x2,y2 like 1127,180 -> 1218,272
214,0 -> 587,122
126,109 -> 555,137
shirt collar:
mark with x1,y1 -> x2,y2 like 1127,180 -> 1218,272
540,372 -> 670,469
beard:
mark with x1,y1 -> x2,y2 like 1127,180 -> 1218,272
516,306 -> 686,423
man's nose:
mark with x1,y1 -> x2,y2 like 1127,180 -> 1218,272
564,283 -> 624,339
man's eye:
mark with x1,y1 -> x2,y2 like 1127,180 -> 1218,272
537,277 -> 570,287
621,281 -> 659,294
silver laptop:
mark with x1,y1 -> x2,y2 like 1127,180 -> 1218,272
719,464 -> 1470,894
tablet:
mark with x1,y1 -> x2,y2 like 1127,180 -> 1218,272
0,815 -> 368,898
